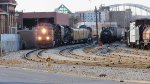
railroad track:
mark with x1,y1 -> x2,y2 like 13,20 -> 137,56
23,44 -> 90,63
59,44 -> 85,58
58,44 -> 107,62
58,44 -> 150,61
57,44 -> 150,68
23,49 -> 47,62
58,44 -> 123,61
58,44 -> 94,60
114,48 -> 150,56
22,44 -> 150,68
91,44 -> 150,57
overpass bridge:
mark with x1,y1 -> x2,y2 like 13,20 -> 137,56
107,3 -> 150,20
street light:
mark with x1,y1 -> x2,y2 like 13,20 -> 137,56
95,6 -> 99,44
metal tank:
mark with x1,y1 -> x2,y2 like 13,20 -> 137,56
143,27 -> 150,44
100,27 -> 124,44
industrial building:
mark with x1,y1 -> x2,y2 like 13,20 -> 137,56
100,8 -> 132,28
74,10 -> 100,22
0,0 -> 17,34
17,12 -> 69,30
74,6 -> 132,28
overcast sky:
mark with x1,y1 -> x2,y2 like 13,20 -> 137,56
15,0 -> 150,12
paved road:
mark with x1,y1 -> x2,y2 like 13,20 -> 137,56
0,67 -> 142,84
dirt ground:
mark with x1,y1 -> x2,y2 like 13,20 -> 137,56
83,43 -> 150,69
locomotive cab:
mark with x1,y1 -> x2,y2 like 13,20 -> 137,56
34,23 -> 54,48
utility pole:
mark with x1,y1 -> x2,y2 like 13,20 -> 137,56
83,13 -> 85,25
95,6 -> 99,44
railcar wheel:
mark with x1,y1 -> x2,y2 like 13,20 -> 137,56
140,45 -> 144,50
147,45 -> 150,49
144,45 -> 148,50
138,45 -> 142,49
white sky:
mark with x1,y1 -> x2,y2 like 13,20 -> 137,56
15,0 -> 150,13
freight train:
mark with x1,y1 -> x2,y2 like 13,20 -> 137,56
126,19 -> 150,49
34,23 -> 93,48
100,27 -> 125,44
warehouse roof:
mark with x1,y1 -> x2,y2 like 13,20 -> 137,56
22,12 -> 68,18
0,0 -> 16,3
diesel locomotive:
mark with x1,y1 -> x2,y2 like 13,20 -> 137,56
34,23 -> 92,48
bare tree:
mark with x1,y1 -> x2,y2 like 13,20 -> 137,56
69,14 -> 79,27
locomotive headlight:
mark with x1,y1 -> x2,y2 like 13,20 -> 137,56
38,36 -> 42,40
46,36 -> 50,40
41,28 -> 47,34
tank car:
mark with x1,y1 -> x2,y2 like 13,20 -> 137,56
126,19 -> 150,49
100,27 -> 124,44
143,27 -> 150,48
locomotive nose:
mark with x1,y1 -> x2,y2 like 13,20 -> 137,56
41,28 -> 47,34
38,36 -> 42,41
46,36 -> 50,40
